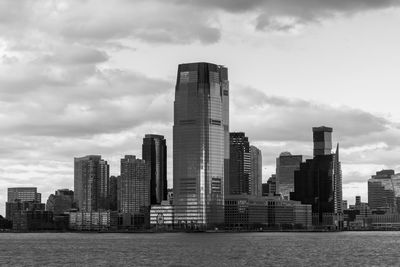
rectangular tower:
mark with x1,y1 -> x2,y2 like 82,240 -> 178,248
173,62 -> 229,228
229,132 -> 250,195
250,145 -> 262,196
119,155 -> 150,214
142,134 -> 167,205
74,155 -> 110,212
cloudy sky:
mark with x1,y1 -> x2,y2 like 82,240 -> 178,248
2,0 -> 400,215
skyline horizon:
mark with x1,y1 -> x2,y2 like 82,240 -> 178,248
2,1 -> 400,217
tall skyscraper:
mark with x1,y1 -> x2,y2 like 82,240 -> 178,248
229,132 -> 250,195
119,155 -> 150,214
250,145 -> 262,196
291,126 -> 343,227
142,134 -> 167,205
173,62 -> 229,227
276,152 -> 303,199
74,155 -> 110,212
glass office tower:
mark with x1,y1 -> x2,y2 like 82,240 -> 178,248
173,62 -> 229,228
142,134 -> 167,205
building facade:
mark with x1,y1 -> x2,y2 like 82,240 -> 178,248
368,170 -> 396,212
276,152 -> 303,200
229,132 -> 250,195
291,127 -> 343,228
250,145 -> 262,196
173,62 -> 229,228
8,187 -> 41,203
74,155 -> 110,212
119,155 -> 150,214
142,134 -> 167,205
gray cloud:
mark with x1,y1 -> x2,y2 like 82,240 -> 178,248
232,86 -> 390,143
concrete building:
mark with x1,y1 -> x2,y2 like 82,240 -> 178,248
250,145 -> 262,196
8,187 -> 41,203
74,155 -> 110,212
150,201 -> 174,230
173,62 -> 229,228
142,134 -> 167,205
68,211 -> 118,231
224,195 -> 312,230
119,155 -> 150,214
12,210 -> 54,231
368,170 -> 396,212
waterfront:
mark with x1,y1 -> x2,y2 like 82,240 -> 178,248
0,232 -> 399,266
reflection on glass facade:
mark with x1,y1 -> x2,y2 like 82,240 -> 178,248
368,170 -> 396,211
142,134 -> 167,205
173,62 -> 229,227
276,152 -> 303,199
292,127 -> 343,226
229,132 -> 250,195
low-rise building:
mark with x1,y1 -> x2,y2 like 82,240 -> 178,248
150,201 -> 174,230
68,211 -> 118,231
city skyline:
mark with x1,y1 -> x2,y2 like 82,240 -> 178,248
3,1 -> 400,216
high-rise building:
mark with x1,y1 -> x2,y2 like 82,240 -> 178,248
8,187 -> 41,203
142,134 -> 167,205
250,145 -> 262,196
276,152 -> 303,200
229,132 -> 250,195
368,170 -> 396,212
173,62 -> 229,227
109,176 -> 119,211
74,155 -> 110,212
119,155 -> 150,214
46,189 -> 75,215
291,126 -> 343,227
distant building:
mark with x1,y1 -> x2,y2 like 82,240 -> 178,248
224,195 -> 312,230
342,200 -> 348,210
12,210 -> 54,231
229,132 -> 251,195
6,201 -> 45,220
167,189 -> 174,205
119,155 -> 150,214
109,176 -> 119,211
265,175 -> 277,195
68,211 -> 118,231
150,201 -> 174,230
368,170 -> 396,212
142,134 -> 167,205
74,155 -> 110,212
8,187 -> 41,203
46,189 -> 75,215
6,187 -> 44,221
250,145 -> 262,196
291,127 -> 343,228
276,152 -> 303,199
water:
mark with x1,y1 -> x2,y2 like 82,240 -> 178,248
0,232 -> 399,266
